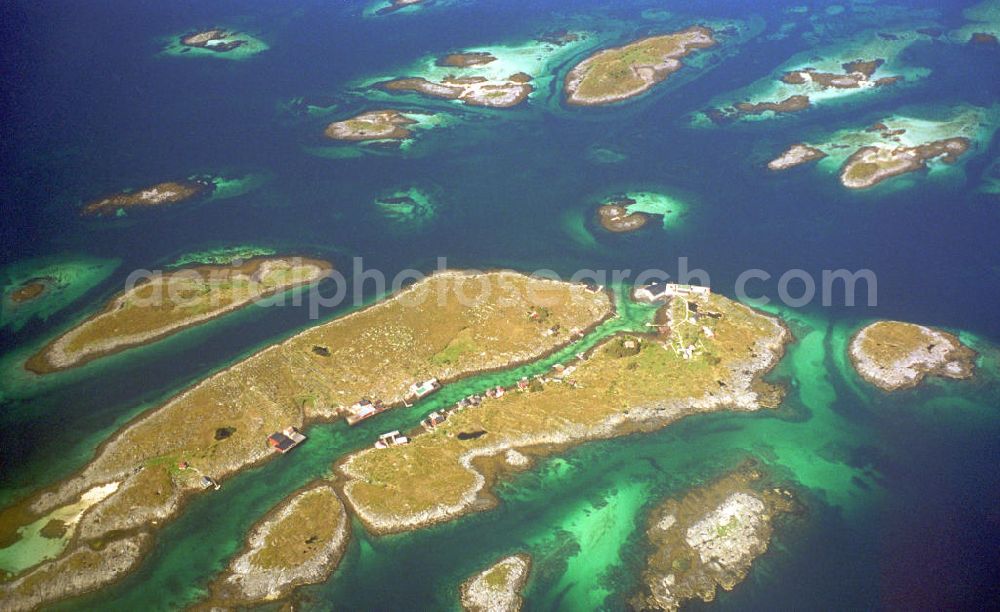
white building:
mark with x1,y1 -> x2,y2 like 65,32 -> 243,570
633,282 -> 711,303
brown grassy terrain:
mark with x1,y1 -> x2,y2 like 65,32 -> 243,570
849,320 -> 975,390
81,180 -> 211,216
839,137 -> 970,189
324,110 -> 419,141
205,484 -> 348,606
460,553 -> 531,612
26,257 -> 332,373
249,486 -> 345,571
0,271 -> 610,609
340,293 -> 788,533
564,27 -> 715,106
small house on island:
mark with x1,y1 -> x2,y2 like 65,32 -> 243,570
407,378 -> 441,402
345,399 -> 387,425
422,411 -> 447,431
633,282 -> 711,303
374,430 -> 409,449
485,385 -> 506,399
267,427 -> 307,453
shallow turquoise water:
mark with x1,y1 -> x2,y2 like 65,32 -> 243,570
2,0 -> 999,609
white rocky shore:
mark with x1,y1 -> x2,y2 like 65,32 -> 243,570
213,483 -> 349,604
460,554 -> 531,612
631,466 -> 796,611
685,492 -> 768,569
849,320 -> 975,391
767,143 -> 827,170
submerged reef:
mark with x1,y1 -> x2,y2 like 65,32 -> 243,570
374,187 -> 438,228
697,28 -> 931,125
1,257 -> 119,333
167,246 -> 278,268
374,0 -> 426,15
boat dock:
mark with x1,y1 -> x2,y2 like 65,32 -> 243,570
268,426 -> 307,453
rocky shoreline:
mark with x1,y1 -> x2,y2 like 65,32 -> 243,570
206,483 -> 349,606
597,201 -> 648,233
25,257 -> 333,374
81,179 -> 213,216
379,75 -> 533,108
630,464 -> 797,611
840,137 -> 970,189
0,533 -> 150,612
849,320 -> 976,391
460,553 -> 531,612
564,27 -> 716,106
0,270 -> 611,610
324,109 -> 420,141
767,143 -> 828,170
180,29 -> 246,53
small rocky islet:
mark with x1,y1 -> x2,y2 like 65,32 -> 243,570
630,463 -> 798,611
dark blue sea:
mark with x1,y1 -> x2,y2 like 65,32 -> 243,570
1,0 -> 999,609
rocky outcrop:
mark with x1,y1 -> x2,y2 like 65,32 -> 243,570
849,320 -> 976,391
460,554 -> 531,612
630,466 -> 796,610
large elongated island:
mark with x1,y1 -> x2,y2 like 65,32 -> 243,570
0,271 -> 611,610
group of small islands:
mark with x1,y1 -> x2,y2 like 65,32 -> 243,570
767,105 -> 995,189
3,3 -> 997,609
0,268 -> 981,610
163,27 -> 269,60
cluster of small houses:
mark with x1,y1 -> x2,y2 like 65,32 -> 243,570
634,282 -> 715,360
258,282 -> 712,457
357,355 -> 591,451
